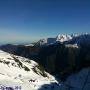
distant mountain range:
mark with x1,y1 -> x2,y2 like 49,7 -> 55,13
34,33 -> 90,47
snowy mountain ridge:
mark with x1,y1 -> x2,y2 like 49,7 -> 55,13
35,33 -> 90,46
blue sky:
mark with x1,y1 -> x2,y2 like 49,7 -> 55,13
0,0 -> 90,44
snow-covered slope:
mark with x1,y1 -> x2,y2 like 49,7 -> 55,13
0,50 -> 57,90
25,43 -> 34,46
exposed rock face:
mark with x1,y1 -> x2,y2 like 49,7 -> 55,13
67,46 -> 80,70
46,54 -> 56,73
38,43 -> 90,80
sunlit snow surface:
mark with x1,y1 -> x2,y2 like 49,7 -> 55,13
0,50 -> 57,90
0,50 -> 90,90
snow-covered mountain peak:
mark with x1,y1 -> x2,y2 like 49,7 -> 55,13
56,34 -> 73,42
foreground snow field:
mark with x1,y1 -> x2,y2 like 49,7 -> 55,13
0,50 -> 57,90
0,50 -> 90,90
